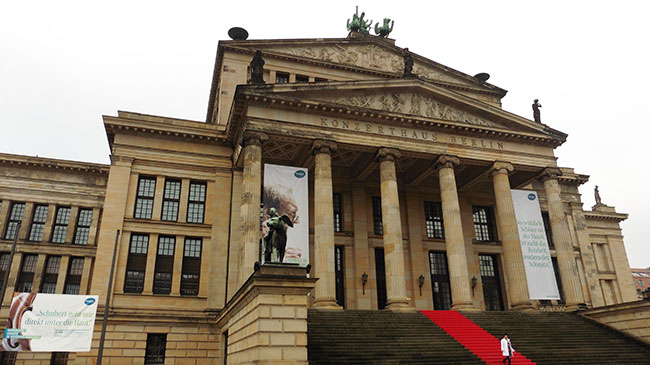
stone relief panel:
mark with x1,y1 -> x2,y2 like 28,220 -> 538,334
324,93 -> 501,128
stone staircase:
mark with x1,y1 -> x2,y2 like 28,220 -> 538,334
463,311 -> 650,365
307,309 -> 484,364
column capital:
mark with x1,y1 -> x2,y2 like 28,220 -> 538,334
242,131 -> 269,147
375,147 -> 401,162
312,139 -> 337,155
540,167 -> 563,182
434,155 -> 460,170
490,161 -> 514,176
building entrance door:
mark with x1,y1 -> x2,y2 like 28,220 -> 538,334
335,245 -> 345,308
479,254 -> 504,311
374,248 -> 387,310
429,251 -> 452,310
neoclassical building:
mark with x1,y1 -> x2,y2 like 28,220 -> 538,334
0,30 -> 637,364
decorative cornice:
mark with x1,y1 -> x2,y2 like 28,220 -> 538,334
311,139 -> 337,155
0,153 -> 109,175
375,147 -> 401,162
434,155 -> 460,170
584,211 -> 628,223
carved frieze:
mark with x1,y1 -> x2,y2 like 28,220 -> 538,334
327,93 -> 500,128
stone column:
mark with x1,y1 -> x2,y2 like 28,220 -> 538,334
435,155 -> 474,310
238,131 -> 268,286
491,162 -> 533,310
542,168 -> 585,310
312,140 -> 340,309
377,148 -> 409,310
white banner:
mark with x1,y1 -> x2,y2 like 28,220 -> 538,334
263,164 -> 309,266
511,189 -> 561,300
1,293 -> 98,352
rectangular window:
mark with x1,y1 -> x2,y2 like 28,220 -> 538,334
4,202 -> 25,240
333,193 -> 343,233
134,176 -> 156,219
17,254 -> 38,292
424,201 -> 445,239
335,245 -> 345,308
372,196 -> 383,236
541,211 -> 554,248
0,253 -> 10,290
41,256 -> 61,294
187,182 -> 206,224
275,72 -> 289,83
50,352 -> 68,365
28,205 -> 49,242
145,334 -> 167,364
180,238 -> 202,296
51,207 -> 71,243
472,206 -> 495,242
295,74 -> 309,83
153,236 -> 175,294
124,234 -> 149,293
314,77 -> 327,83
161,179 -> 181,221
64,257 -> 84,294
73,208 -> 93,245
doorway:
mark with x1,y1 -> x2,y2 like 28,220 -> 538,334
374,248 -> 387,309
479,254 -> 504,311
429,251 -> 452,310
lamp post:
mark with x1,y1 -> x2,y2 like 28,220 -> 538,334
361,272 -> 368,294
97,230 -> 121,365
418,274 -> 425,296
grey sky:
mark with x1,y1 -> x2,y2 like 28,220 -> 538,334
1,1 -> 648,267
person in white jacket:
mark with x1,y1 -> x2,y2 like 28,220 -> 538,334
501,334 -> 514,364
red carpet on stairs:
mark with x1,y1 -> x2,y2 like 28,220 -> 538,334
421,310 -> 535,365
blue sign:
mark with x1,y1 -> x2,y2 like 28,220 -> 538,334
84,298 -> 96,305
294,170 -> 306,178
527,193 -> 536,201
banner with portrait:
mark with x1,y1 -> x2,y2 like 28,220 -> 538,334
1,293 -> 98,352
263,164 -> 309,266
511,189 -> 561,300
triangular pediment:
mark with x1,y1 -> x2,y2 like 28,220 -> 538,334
242,79 -> 561,139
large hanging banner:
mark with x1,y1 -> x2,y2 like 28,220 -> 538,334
263,163 -> 309,267
511,189 -> 561,300
1,293 -> 98,352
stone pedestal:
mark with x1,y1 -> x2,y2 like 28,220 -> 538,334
491,162 -> 533,310
217,264 -> 317,365
436,156 -> 474,310
377,148 -> 410,310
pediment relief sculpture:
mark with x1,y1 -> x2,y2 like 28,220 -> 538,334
322,93 -> 502,128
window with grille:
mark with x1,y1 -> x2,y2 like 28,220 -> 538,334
17,254 -> 38,292
541,211 -> 554,248
4,202 -> 25,240
153,236 -> 175,294
64,257 -> 84,294
50,352 -> 68,365
424,201 -> 445,239
180,238 -> 201,296
472,206 -> 495,242
51,207 -> 71,243
0,352 -> 17,365
134,176 -> 156,219
295,74 -> 309,83
73,208 -> 93,245
372,196 -> 383,236
333,193 -> 343,233
124,234 -> 149,293
187,182 -> 206,224
161,179 -> 181,221
275,72 -> 289,83
0,253 -> 9,290
41,256 -> 61,294
314,77 -> 327,82
145,334 -> 167,364
28,205 -> 49,242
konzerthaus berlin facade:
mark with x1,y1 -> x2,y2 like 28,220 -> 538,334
0,30 -> 638,364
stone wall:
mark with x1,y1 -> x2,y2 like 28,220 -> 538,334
581,299 -> 650,345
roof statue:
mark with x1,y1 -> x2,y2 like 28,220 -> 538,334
595,185 -> 602,205
347,6 -> 372,34
374,18 -> 394,38
402,48 -> 414,77
250,50 -> 265,84
532,99 -> 542,123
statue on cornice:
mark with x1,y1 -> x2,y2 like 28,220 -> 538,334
374,18 -> 394,38
347,6 -> 372,34
595,185 -> 602,205
250,50 -> 265,84
532,99 -> 542,123
403,48 -> 414,77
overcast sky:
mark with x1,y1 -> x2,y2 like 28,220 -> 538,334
1,1 -> 648,268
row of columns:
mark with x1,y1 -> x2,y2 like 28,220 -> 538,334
237,130 -> 583,311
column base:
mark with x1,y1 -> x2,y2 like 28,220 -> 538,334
385,298 -> 414,311
564,302 -> 588,312
510,301 -> 536,311
312,297 -> 342,310
452,302 -> 479,312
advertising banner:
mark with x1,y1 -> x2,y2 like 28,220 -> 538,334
1,293 -> 98,352
263,163 -> 309,266
511,189 -> 561,300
